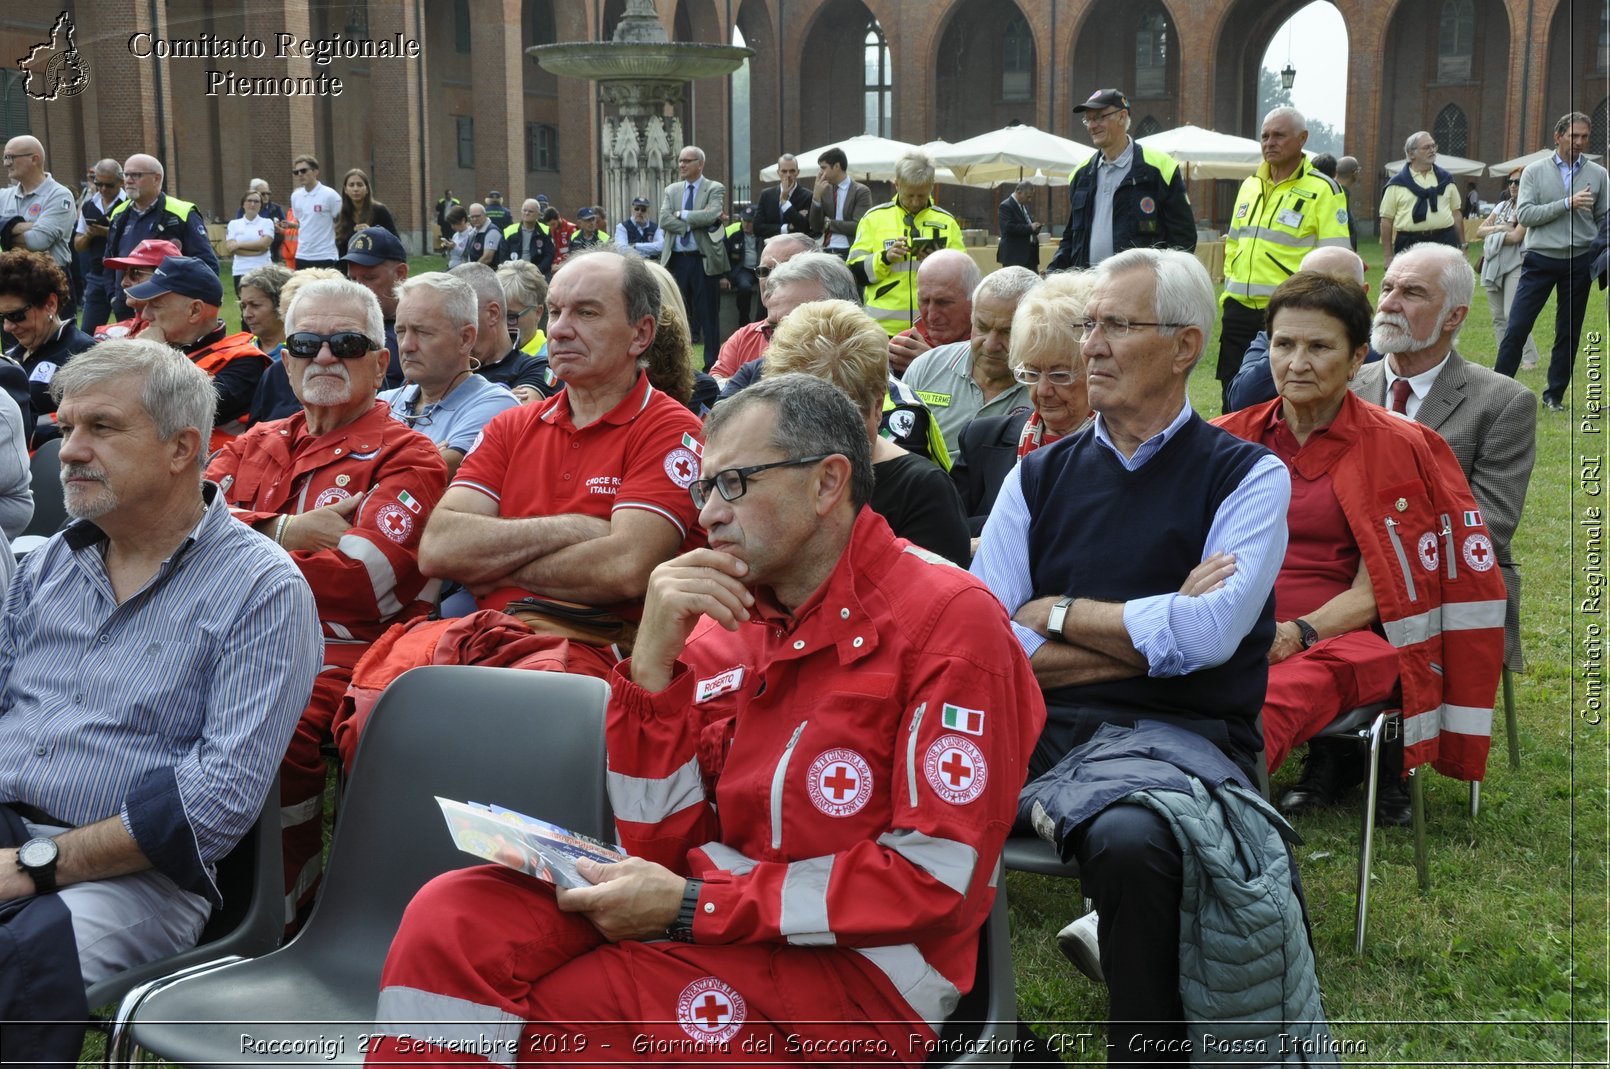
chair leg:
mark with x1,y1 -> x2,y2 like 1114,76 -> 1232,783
1352,713 -> 1386,956
1410,768 -> 1429,893
1503,667 -> 1520,771
1469,779 -> 1481,820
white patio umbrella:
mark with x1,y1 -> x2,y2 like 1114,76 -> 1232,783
1380,153 -> 1487,178
1136,125 -> 1264,180
1487,147 -> 1602,175
758,134 -> 958,184
926,124 -> 1095,188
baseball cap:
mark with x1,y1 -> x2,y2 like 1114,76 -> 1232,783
343,227 -> 407,265
739,206 -> 756,222
576,207 -> 597,220
103,238 -> 182,271
487,190 -> 503,198
1073,88 -> 1130,114
631,197 -> 650,208
126,256 -> 224,305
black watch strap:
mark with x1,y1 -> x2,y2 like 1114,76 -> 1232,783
665,878 -> 703,943
1295,618 -> 1320,650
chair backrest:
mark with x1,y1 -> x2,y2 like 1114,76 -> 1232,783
21,437 -> 65,540
295,665 -> 613,970
931,868 -> 1017,1065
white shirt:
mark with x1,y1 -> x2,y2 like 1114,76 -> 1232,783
828,176 -> 853,249
226,215 -> 276,275
1383,352 -> 1451,422
290,181 -> 342,261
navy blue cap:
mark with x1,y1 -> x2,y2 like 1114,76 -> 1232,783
343,227 -> 407,265
576,207 -> 597,220
1073,88 -> 1130,114
126,256 -> 223,305
631,197 -> 650,208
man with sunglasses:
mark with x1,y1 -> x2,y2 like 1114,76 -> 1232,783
708,231 -> 816,382
126,256 -> 268,452
1047,89 -> 1195,274
103,154 -> 217,320
369,373 -> 1043,1066
72,159 -> 125,331
208,277 -> 448,926
289,155 -> 342,270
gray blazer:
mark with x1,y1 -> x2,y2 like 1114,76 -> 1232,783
1352,350 -> 1537,669
659,177 -> 730,276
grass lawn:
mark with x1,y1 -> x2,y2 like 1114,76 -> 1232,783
1012,239 -> 1609,1064
187,244 -> 1605,1064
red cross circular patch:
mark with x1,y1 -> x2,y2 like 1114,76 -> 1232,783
1417,531 -> 1439,572
806,748 -> 873,817
924,734 -> 987,805
314,486 -> 352,509
1462,533 -> 1495,572
663,447 -> 700,488
677,976 -> 746,1045
375,503 -> 413,544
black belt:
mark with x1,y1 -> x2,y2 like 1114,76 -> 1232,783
2,802 -> 69,828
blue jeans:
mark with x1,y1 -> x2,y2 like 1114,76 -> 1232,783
1494,250 -> 1595,402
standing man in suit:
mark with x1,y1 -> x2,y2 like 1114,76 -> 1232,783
660,145 -> 730,369
1493,111 -> 1610,411
809,146 -> 872,260
754,154 -> 815,243
997,180 -> 1043,270
1283,243 -> 1538,813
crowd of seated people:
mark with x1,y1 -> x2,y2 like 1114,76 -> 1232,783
0,213 -> 1525,1064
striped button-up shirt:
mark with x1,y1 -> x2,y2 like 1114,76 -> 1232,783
0,484 -> 320,898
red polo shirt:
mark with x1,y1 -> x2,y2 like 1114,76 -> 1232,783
452,369 -> 704,615
1258,407 -> 1360,620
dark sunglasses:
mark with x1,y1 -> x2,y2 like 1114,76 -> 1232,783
284,331 -> 376,359
292,167 -> 312,176
0,306 -> 33,325
94,180 -> 120,189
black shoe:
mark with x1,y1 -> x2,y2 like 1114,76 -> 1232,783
1279,741 -> 1344,814
1373,736 -> 1412,826
1542,395 -> 1564,412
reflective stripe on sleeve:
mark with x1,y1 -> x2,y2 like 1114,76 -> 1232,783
876,829 -> 977,897
1443,599 -> 1506,631
607,754 -> 705,824
337,533 -> 403,618
852,943 -> 961,1029
779,855 -> 835,946
374,987 -> 523,1068
698,840 -> 759,875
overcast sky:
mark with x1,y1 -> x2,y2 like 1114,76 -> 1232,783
1263,1 -> 1349,133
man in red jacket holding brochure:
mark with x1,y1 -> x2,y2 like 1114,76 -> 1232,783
368,374 -> 1044,1064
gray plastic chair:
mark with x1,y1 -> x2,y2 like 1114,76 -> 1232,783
109,665 -> 612,1068
932,865 -> 1019,1066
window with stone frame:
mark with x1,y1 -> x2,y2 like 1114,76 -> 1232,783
1135,8 -> 1169,97
1002,10 -> 1032,102
1436,0 -> 1474,83
864,21 -> 892,138
1432,103 -> 1468,158
527,123 -> 558,172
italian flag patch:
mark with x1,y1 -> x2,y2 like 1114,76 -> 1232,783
681,432 -> 703,458
941,703 -> 985,736
1463,509 -> 1482,528
397,489 -> 422,514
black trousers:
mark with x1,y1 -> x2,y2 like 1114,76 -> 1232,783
670,251 -> 721,370
1494,249 -> 1596,403
1215,298 -> 1265,414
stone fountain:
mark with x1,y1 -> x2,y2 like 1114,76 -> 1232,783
530,0 -> 752,228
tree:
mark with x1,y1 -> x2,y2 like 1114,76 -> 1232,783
1257,68 -> 1344,157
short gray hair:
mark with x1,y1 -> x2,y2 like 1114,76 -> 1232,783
497,260 -> 548,314
767,252 -> 860,305
240,263 -> 293,308
398,272 -> 478,331
763,232 -> 819,260
286,276 -> 385,344
974,265 -> 1040,307
50,339 -> 217,469
1099,247 -> 1217,339
681,145 -> 706,164
1404,130 -> 1432,158
705,373 -> 875,510
920,250 -> 982,300
1396,243 -> 1475,332
1262,106 -> 1307,135
93,158 -> 122,178
893,152 -> 937,189
449,262 -> 505,316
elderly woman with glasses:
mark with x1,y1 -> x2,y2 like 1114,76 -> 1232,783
0,250 -> 95,447
951,271 -> 1097,541
1477,169 -> 1540,370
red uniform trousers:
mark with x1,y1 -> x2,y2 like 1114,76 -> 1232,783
281,643 -> 365,927
369,866 -> 930,1067
1262,630 -> 1399,773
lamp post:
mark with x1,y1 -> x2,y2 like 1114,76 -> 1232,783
1281,62 -> 1297,91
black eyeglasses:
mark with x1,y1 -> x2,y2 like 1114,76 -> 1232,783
124,171 -> 155,180
756,265 -> 774,278
93,180 -> 120,189
0,305 -> 33,325
284,331 -> 377,359
689,454 -> 830,510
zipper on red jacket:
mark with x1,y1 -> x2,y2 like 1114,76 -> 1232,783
1440,514 -> 1457,580
906,702 -> 928,809
770,721 -> 806,850
1384,517 -> 1418,602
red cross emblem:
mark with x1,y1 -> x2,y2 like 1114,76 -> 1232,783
375,503 -> 414,544
677,977 -> 746,1043
1462,532 -> 1495,572
924,734 -> 988,805
806,748 -> 873,817
663,446 -> 700,488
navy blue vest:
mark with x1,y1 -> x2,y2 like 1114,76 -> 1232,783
623,218 -> 658,244
1019,413 -> 1275,764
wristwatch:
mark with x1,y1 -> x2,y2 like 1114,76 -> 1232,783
1046,596 -> 1075,642
17,836 -> 60,894
1294,618 -> 1320,650
664,878 -> 703,943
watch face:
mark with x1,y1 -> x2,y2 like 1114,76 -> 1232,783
18,838 -> 57,868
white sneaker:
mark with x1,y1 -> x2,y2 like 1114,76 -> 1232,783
1056,910 -> 1104,983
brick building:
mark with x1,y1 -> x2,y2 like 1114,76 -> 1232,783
3,0 -> 1604,248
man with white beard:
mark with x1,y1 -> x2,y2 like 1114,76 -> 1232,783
206,277 -> 449,927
